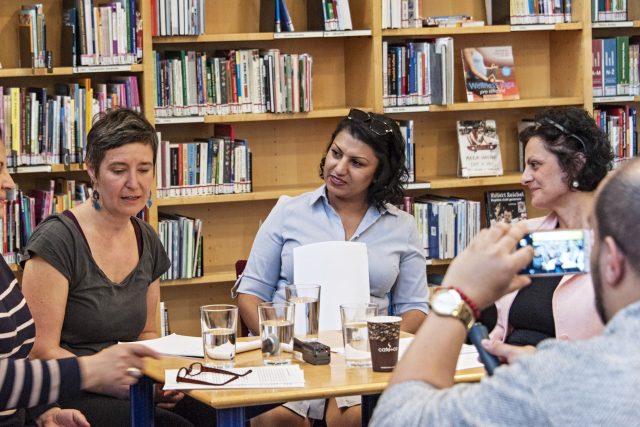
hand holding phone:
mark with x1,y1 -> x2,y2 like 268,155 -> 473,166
517,229 -> 591,277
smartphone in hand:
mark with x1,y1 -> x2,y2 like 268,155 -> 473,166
517,229 -> 591,276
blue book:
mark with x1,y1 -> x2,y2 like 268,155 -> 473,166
280,0 -> 294,32
275,0 -> 281,32
602,38 -> 617,96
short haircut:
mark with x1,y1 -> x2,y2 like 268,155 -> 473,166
595,158 -> 640,274
86,109 -> 158,175
519,107 -> 613,191
319,112 -> 408,207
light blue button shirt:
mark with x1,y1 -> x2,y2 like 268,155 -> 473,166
234,185 -> 428,315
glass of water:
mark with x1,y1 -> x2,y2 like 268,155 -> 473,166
340,303 -> 378,367
200,304 -> 238,368
285,284 -> 321,341
258,302 -> 295,365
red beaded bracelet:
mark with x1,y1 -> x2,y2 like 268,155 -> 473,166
449,287 -> 481,320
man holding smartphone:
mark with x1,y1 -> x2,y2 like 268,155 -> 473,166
370,158 -> 640,426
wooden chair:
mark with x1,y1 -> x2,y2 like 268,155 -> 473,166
235,260 -> 250,337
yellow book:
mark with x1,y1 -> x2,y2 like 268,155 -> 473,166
9,88 -> 20,158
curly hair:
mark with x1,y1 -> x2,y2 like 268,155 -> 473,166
86,108 -> 158,176
319,112 -> 408,207
519,107 -> 613,191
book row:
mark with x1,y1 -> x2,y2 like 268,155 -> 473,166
150,0 -> 204,36
592,37 -> 640,97
404,196 -> 481,260
153,49 -> 313,117
0,77 -> 141,167
63,0 -> 142,67
397,119 -> 416,183
594,105 -> 638,163
0,179 -> 92,264
509,0 -> 573,24
158,214 -> 203,281
156,125 -> 252,198
591,0 -> 628,22
307,0 -> 354,31
259,0 -> 354,33
381,0 -> 423,29
18,4 -> 49,68
382,38 -> 454,107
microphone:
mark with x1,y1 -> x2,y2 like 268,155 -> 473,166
468,323 -> 501,376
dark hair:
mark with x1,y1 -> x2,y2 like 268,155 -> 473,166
318,112 -> 408,207
595,158 -> 640,274
86,109 -> 158,175
519,107 -> 613,191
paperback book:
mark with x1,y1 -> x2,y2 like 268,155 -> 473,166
457,120 -> 503,178
461,46 -> 520,102
485,190 -> 528,226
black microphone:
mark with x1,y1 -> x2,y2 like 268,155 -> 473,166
468,323 -> 501,376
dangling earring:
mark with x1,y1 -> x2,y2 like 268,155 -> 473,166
572,180 -> 579,189
146,192 -> 153,208
92,190 -> 102,211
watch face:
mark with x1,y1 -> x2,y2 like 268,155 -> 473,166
432,289 -> 462,314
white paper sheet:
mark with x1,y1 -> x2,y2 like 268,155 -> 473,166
123,334 -> 261,358
293,241 -> 370,331
332,337 -> 483,371
163,365 -> 305,390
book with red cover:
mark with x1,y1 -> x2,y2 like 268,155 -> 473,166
461,46 -> 520,102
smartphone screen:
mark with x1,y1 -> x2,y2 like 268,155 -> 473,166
517,229 -> 591,276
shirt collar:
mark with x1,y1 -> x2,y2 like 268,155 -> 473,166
309,185 -> 398,217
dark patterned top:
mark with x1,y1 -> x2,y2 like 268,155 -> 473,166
0,258 -> 80,425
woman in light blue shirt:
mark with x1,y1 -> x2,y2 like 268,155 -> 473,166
234,109 -> 428,427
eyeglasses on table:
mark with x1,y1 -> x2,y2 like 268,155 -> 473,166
176,362 -> 253,387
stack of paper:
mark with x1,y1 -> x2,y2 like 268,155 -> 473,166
164,365 -> 306,390
123,334 -> 261,358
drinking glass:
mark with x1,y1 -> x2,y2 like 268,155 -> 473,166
200,304 -> 238,368
258,302 -> 295,365
339,303 -> 378,367
285,284 -> 321,341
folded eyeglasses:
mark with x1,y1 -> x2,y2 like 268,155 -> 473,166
176,362 -> 252,387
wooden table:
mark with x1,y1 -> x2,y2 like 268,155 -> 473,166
130,332 -> 484,426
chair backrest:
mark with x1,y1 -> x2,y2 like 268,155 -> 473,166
235,260 -> 250,337
235,260 -> 247,278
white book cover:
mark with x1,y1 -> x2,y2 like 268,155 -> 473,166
456,120 -> 504,178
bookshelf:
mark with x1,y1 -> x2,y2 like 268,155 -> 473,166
1,0 -> 621,336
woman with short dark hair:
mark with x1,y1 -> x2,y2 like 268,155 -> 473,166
20,109 -> 210,426
491,107 -> 614,346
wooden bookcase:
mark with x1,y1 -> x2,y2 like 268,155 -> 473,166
3,0 -> 634,336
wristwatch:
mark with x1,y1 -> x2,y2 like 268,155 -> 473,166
429,288 -> 476,330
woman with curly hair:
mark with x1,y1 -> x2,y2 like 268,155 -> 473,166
490,107 -> 614,347
234,109 -> 427,427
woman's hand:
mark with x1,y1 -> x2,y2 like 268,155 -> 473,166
36,408 -> 89,427
155,386 -> 184,410
482,339 -> 536,364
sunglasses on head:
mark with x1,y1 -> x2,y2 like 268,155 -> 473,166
347,109 -> 393,136
536,117 -> 587,152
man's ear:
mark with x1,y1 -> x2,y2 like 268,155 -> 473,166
602,236 -> 625,288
